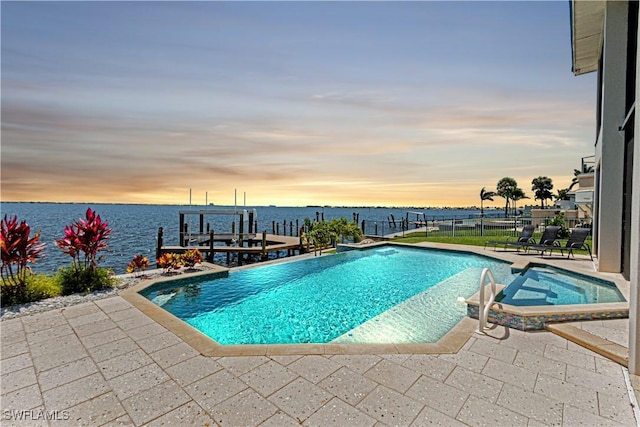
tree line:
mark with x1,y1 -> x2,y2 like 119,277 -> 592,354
480,175 -> 568,217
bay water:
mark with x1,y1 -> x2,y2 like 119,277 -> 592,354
1,202 -> 488,274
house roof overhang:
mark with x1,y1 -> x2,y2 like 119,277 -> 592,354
570,0 -> 605,75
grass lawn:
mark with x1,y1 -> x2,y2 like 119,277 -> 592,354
391,231 -> 593,257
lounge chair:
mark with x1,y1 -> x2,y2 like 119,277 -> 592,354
505,225 -> 561,253
523,226 -> 563,255
533,228 -> 593,260
484,225 -> 536,251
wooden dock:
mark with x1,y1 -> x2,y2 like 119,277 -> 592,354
155,209 -> 310,267
157,231 -> 303,266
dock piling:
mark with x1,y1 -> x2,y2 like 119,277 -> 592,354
261,231 -> 267,260
156,227 -> 163,261
208,231 -> 214,262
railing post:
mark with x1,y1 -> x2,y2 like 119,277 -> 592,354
478,268 -> 497,334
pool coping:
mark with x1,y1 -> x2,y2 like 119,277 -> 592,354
121,241 -> 630,357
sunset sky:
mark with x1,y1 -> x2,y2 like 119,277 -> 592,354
1,1 -> 596,207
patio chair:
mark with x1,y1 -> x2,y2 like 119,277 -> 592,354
524,226 -> 565,255
484,224 -> 536,251
535,228 -> 593,260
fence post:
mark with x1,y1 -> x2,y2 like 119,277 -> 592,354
425,215 -> 429,237
452,219 -> 455,237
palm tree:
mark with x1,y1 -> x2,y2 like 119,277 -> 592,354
569,165 -> 595,190
531,176 -> 554,208
510,188 -> 529,216
556,188 -> 570,201
496,177 -> 518,217
479,187 -> 496,218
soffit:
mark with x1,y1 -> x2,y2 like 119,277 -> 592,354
571,0 -> 605,75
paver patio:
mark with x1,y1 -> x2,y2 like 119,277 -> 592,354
1,249 -> 638,426
1,294 -> 638,426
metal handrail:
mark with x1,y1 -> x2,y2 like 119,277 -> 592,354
477,268 -> 498,334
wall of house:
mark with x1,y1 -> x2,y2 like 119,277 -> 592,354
628,1 -> 640,377
594,1 -> 628,272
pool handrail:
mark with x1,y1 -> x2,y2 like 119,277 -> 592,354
477,267 -> 498,333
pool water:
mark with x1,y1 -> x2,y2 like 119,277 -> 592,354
496,266 -> 625,306
141,246 -> 512,345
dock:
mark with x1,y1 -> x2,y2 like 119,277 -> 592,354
158,232 -> 302,264
155,208 -> 305,266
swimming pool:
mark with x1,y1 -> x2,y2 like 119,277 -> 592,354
140,245 -> 512,345
496,266 -> 625,306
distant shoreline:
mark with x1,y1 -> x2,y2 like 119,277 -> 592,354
1,200 -> 503,211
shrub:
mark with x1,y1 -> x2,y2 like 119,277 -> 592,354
56,264 -> 115,295
1,215 -> 46,305
548,213 -> 570,239
181,249 -> 203,269
1,273 -> 62,307
25,273 -> 62,302
126,254 -> 150,276
55,208 -> 115,295
56,208 -> 112,269
157,253 -> 181,274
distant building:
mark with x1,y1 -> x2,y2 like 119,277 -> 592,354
570,0 -> 639,374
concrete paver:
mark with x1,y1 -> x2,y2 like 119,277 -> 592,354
1,267 -> 637,427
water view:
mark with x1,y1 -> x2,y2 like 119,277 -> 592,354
2,202 -> 492,274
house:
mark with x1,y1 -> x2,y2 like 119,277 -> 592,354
570,0 -> 640,374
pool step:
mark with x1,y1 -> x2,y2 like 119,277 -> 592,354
498,276 -> 557,305
332,268 -> 486,344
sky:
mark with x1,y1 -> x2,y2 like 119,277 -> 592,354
1,1 -> 597,207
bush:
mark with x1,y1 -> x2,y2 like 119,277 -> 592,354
1,215 -> 45,288
1,215 -> 48,307
126,254 -> 150,276
181,249 -> 203,269
56,264 -> 116,295
548,213 -> 570,239
55,208 -> 115,295
1,273 -> 62,307
157,253 -> 181,274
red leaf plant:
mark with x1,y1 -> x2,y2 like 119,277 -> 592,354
126,254 -> 149,276
0,215 -> 45,286
56,208 -> 112,270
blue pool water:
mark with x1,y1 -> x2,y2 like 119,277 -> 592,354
497,266 -> 625,306
141,246 -> 512,345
